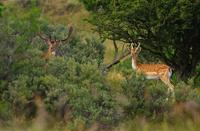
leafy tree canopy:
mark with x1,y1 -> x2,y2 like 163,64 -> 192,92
81,0 -> 200,79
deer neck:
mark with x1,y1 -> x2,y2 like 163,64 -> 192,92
43,45 -> 53,60
132,55 -> 137,70
48,44 -> 56,56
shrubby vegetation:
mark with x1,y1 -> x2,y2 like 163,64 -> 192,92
0,3 -> 115,129
0,3 -> 3,16
0,1 -> 200,131
117,69 -> 200,131
122,73 -> 170,119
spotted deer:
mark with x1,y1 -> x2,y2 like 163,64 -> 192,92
131,43 -> 175,98
38,26 -> 73,61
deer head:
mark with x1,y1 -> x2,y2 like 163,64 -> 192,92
131,42 -> 141,58
38,26 -> 73,59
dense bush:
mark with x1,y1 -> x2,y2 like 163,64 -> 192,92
5,56 -> 116,124
58,36 -> 105,66
175,81 -> 200,103
122,72 -> 170,119
121,71 -> 200,122
0,5 -> 116,128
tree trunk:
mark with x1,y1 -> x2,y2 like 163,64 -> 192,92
113,39 -> 118,61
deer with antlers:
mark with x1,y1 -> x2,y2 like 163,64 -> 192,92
38,26 -> 73,61
130,43 -> 175,98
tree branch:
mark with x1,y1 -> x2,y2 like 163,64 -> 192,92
104,50 -> 130,70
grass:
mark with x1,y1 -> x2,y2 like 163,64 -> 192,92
40,0 -> 93,37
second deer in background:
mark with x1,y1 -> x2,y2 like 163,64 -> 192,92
38,26 -> 73,61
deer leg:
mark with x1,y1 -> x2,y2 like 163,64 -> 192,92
160,75 -> 175,100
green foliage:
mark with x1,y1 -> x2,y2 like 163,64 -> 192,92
6,56 -> 116,124
1,1 -> 200,130
0,101 -> 11,120
122,73 -> 169,119
16,0 -> 40,8
80,0 -> 110,11
60,37 -> 105,65
194,64 -> 200,87
122,72 -> 200,122
81,0 -> 200,79
43,58 -> 116,124
0,3 -> 3,16
37,23 -> 105,65
0,4 -> 115,126
175,81 -> 200,103
63,60 -> 115,123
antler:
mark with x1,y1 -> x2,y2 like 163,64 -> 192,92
38,32 -> 49,41
56,26 -> 73,42
136,42 -> 141,50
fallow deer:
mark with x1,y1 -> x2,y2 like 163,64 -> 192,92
38,26 -> 73,61
131,43 -> 175,98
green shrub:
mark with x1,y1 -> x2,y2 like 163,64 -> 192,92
0,3 -> 3,17
175,81 -> 200,104
59,37 -> 105,66
0,101 -> 11,121
5,56 -> 116,124
122,72 -> 170,119
0,5 -> 114,127
48,58 -> 116,124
